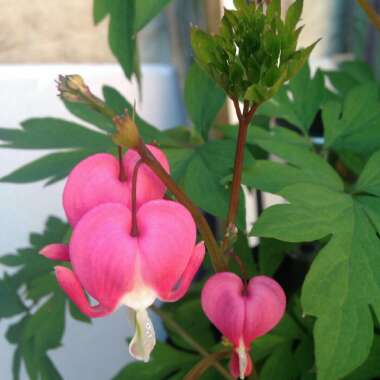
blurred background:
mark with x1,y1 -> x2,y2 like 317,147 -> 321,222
0,0 -> 379,379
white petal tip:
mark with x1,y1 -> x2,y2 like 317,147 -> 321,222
129,309 -> 156,362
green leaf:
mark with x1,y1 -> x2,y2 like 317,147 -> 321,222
324,60 -> 376,97
24,296 -> 65,354
113,342 -> 196,379
6,317 -> 28,344
285,0 -> 303,30
0,118 -> 111,150
63,101 -> 115,132
190,28 -> 217,67
252,181 -> 380,380
40,355 -> 63,380
323,83 -> 380,155
12,348 -> 21,380
257,65 -> 328,132
356,196 -> 380,235
294,337 -> 315,377
108,0 -> 136,79
169,140 -> 250,226
162,298 -> 217,350
134,0 -> 172,31
354,150 -> 380,196
236,126 -> 343,192
0,150 -> 96,185
260,343 -> 299,380
0,278 -> 26,318
259,238 -> 295,276
93,0 -> 111,24
68,301 -> 92,324
21,339 -> 40,380
184,63 -> 225,140
345,336 -> 380,380
267,0 -> 281,18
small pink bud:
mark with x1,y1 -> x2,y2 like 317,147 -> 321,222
63,145 -> 169,226
55,200 -> 205,361
201,272 -> 286,379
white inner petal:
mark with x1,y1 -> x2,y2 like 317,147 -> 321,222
129,309 -> 156,362
120,283 -> 157,310
119,256 -> 157,310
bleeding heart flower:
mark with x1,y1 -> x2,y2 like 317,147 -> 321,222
201,272 -> 286,379
63,144 -> 169,226
54,200 -> 205,362
40,145 -> 169,262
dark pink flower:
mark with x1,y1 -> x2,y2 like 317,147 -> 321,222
54,200 -> 205,361
201,272 -> 286,379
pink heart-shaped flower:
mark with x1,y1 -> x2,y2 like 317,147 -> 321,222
63,145 -> 169,226
201,272 -> 286,379
54,200 -> 205,361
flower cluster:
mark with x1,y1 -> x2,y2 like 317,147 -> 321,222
40,141 -> 286,379
41,145 -> 205,362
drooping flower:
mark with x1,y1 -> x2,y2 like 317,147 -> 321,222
40,145 -> 169,262
201,272 -> 286,379
54,200 -> 205,362
63,144 -> 169,226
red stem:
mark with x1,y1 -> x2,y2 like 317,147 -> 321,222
118,146 -> 127,182
130,159 -> 144,237
222,101 -> 258,253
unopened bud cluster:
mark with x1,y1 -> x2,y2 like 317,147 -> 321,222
191,0 -> 317,104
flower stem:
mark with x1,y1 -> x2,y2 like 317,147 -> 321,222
152,306 -> 234,380
118,146 -> 127,182
357,0 -> 380,31
130,159 -> 144,237
222,100 -> 258,254
183,351 -> 231,380
136,141 -> 227,272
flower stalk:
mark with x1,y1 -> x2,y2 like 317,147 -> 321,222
222,100 -> 258,254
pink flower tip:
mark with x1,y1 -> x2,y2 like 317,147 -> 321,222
40,243 -> 70,261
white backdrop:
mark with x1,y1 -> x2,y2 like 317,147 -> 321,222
0,64 -> 185,380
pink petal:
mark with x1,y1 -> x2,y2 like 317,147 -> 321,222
159,242 -> 205,302
137,200 -> 197,299
63,147 -> 170,227
69,203 -> 138,309
63,153 -> 128,226
244,276 -> 286,344
55,266 -> 112,318
201,272 -> 245,346
229,351 -> 253,379
124,144 -> 170,209
40,243 -> 70,261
